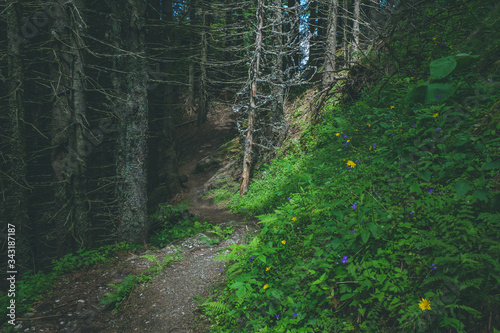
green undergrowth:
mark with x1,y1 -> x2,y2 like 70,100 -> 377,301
201,35 -> 500,333
0,241 -> 141,327
149,201 -> 212,247
149,200 -> 235,247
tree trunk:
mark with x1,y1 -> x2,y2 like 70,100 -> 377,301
351,0 -> 361,60
343,0 -> 350,68
6,0 -> 31,272
49,0 -> 90,255
322,0 -> 339,88
240,0 -> 264,196
272,0 -> 285,141
110,0 -> 149,244
198,0 -> 209,126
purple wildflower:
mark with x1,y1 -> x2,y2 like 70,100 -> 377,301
293,312 -> 298,317
351,229 -> 355,234
412,123 -> 416,128
436,94 -> 441,98
428,187 -> 434,193
276,314 -> 279,320
341,256 -> 348,264
351,203 -> 357,209
410,211 -> 414,215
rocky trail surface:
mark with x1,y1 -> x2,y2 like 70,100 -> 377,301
17,104 -> 258,333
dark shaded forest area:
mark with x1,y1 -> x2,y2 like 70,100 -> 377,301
1,0 -> 499,331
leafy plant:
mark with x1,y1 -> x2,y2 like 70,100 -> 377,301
202,17 -> 500,330
99,274 -> 141,312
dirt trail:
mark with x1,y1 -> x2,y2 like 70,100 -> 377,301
172,102 -> 242,223
17,103 -> 258,333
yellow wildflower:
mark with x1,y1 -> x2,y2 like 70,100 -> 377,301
347,139 -> 350,143
266,266 -> 271,271
390,105 -> 395,109
336,133 -> 340,137
433,113 -> 439,118
263,284 -> 269,289
281,240 -> 286,245
347,160 -> 356,168
291,217 -> 297,222
418,298 -> 431,311
367,123 -> 371,127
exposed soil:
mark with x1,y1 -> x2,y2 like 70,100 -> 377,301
14,103 -> 259,333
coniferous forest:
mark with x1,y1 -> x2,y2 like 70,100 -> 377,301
1,0 -> 499,331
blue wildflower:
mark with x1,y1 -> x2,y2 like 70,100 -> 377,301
342,256 -> 348,264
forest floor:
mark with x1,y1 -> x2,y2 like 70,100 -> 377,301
18,103 -> 259,333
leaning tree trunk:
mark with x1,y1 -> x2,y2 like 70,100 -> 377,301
271,0 -> 286,146
110,0 -> 149,244
240,0 -> 264,196
49,0 -> 90,255
322,0 -> 339,88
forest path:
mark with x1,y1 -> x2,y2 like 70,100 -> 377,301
21,102 -> 259,333
172,102 -> 243,223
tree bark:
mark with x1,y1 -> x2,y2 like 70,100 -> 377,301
323,0 -> 339,88
6,0 -> 31,272
110,0 -> 149,244
351,0 -> 361,61
271,0 -> 285,139
343,0 -> 350,68
198,0 -> 209,126
240,0 -> 264,196
49,0 -> 90,255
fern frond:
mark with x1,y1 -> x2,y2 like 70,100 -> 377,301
204,301 -> 229,315
445,303 -> 482,318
